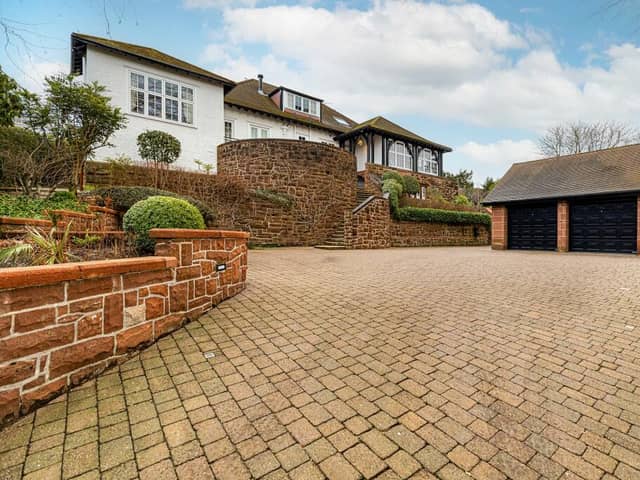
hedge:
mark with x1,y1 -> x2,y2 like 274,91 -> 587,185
394,206 -> 491,225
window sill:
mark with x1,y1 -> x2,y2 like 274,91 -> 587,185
125,111 -> 198,130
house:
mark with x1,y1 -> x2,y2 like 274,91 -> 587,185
71,33 -> 235,170
484,144 -> 640,254
223,77 -> 356,144
70,32 -> 452,188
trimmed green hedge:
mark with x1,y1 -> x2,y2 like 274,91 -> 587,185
0,193 -> 89,219
123,196 -> 206,253
394,206 -> 491,225
94,186 -> 215,225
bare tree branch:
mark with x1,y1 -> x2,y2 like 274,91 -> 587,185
538,121 -> 640,157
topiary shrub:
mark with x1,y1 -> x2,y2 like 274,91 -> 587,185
382,170 -> 404,186
402,175 -> 420,195
123,196 -> 205,253
94,186 -> 215,225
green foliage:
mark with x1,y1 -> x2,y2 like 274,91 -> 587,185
24,74 -> 127,192
72,234 -> 101,247
194,159 -> 214,174
137,130 -> 181,166
382,178 -> 404,211
395,206 -> 491,225
444,169 -> 474,198
0,193 -> 88,219
252,189 -> 293,208
0,223 -> 78,266
482,177 -> 497,193
0,67 -> 30,127
402,175 -> 420,195
453,194 -> 472,206
49,191 -> 76,202
382,170 -> 404,186
93,186 -> 215,225
123,196 -> 205,253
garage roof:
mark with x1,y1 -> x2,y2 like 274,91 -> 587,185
484,144 -> 640,205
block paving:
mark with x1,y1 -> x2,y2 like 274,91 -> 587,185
2,246 -> 640,479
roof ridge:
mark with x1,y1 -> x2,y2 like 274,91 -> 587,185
513,142 -> 640,166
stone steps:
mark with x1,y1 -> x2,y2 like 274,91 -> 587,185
315,188 -> 371,249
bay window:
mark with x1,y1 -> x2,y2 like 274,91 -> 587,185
388,141 -> 412,170
418,148 -> 439,175
128,70 -> 195,126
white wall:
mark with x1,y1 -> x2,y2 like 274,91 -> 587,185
223,105 -> 339,145
84,46 -> 225,171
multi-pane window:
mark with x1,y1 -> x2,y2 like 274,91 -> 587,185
224,120 -> 234,141
388,141 -> 413,170
129,70 -> 195,125
250,124 -> 269,138
418,149 -> 439,175
285,91 -> 320,117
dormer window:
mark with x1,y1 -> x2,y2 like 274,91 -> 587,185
285,91 -> 320,117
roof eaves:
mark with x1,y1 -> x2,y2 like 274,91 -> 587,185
71,33 -> 235,88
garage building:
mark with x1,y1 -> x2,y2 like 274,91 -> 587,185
484,145 -> 640,254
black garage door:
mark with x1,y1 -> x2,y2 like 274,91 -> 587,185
570,197 -> 637,253
508,204 -> 557,250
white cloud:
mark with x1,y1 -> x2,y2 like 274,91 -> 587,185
201,0 -> 640,133
453,139 -> 540,183
17,60 -> 68,95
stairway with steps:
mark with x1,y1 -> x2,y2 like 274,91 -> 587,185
315,187 -> 373,250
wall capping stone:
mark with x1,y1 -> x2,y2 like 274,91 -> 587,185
0,228 -> 248,425
150,228 -> 250,239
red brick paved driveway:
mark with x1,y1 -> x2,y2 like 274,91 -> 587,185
2,247 -> 640,479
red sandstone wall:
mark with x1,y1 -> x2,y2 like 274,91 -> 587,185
345,197 -> 391,249
0,207 -> 120,238
0,229 -> 248,425
217,139 -> 357,246
390,221 -> 490,247
364,164 -> 458,201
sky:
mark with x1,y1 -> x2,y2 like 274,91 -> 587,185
2,0 -> 640,184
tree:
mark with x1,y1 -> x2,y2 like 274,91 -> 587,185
137,130 -> 181,187
443,169 -> 474,198
0,126 -> 70,196
482,177 -> 497,193
538,121 -> 638,157
0,66 -> 29,126
25,74 -> 126,193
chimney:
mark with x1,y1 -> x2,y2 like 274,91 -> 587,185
257,74 -> 264,95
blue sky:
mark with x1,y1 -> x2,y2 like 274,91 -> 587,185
2,0 -> 640,184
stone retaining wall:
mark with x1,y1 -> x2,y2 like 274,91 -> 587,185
390,221 -> 490,247
0,228 -> 248,425
344,197 -> 391,249
218,139 -> 357,246
0,207 -> 120,238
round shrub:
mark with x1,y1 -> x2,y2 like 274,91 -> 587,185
94,186 -> 215,225
382,170 -> 404,186
123,196 -> 205,253
402,175 -> 420,195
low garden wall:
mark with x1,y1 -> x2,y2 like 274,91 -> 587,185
390,221 -> 490,247
0,228 -> 248,425
0,206 -> 120,237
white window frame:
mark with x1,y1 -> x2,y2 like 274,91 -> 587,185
249,123 -> 270,139
418,148 -> 439,175
224,119 -> 234,141
388,141 -> 413,170
127,68 -> 196,127
284,90 -> 320,118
